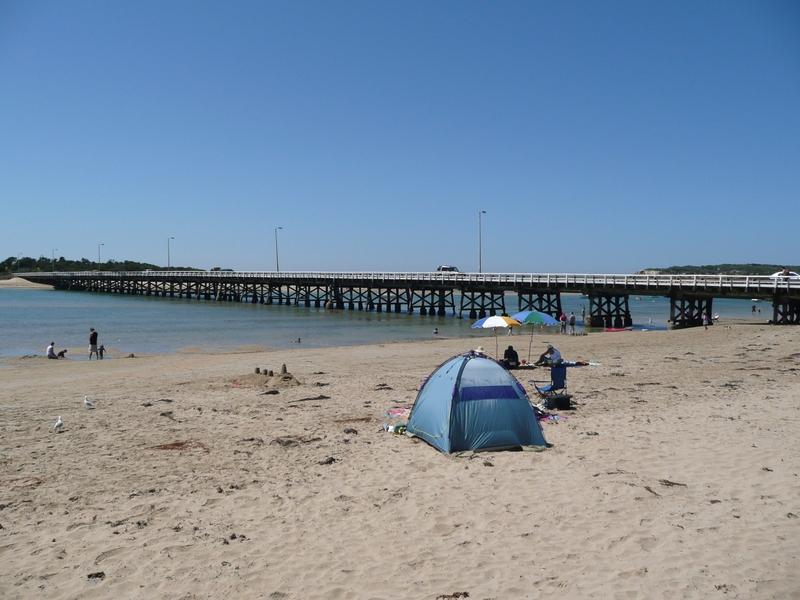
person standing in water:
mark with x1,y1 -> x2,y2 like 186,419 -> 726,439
89,328 -> 99,360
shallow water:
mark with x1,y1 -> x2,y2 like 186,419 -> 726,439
0,288 -> 765,358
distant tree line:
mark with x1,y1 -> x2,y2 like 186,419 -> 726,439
1,255 -> 201,274
3,257 -> 795,277
638,263 -> 798,276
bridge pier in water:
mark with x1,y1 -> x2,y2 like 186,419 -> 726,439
409,289 -> 454,316
669,294 -> 713,328
517,291 -> 562,319
586,294 -> 633,328
773,297 -> 800,324
28,271 -> 800,327
459,290 -> 506,320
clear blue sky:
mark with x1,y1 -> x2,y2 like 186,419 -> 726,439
1,1 -> 798,273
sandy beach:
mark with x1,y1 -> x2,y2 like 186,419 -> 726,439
1,320 -> 799,599
0,277 -> 54,289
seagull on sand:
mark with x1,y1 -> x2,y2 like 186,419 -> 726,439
84,395 -> 95,408
54,416 -> 63,432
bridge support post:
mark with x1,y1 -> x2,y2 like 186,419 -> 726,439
436,292 -> 444,316
459,290 -> 506,320
329,285 -> 345,310
772,297 -> 800,324
669,294 -> 713,328
517,291 -> 561,318
410,289 -> 439,316
587,294 -> 633,328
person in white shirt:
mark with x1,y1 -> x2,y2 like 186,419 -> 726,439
535,344 -> 562,366
46,342 -> 58,359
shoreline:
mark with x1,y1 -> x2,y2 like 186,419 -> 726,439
0,316 -> 776,363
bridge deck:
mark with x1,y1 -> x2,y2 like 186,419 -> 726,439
15,270 -> 800,298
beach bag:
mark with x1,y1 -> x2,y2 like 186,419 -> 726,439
546,394 -> 571,410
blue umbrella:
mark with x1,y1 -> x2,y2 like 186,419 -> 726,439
510,310 -> 559,326
510,310 -> 559,362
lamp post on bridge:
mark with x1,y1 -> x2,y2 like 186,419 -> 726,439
478,210 -> 486,273
167,237 -> 174,269
52,249 -> 58,272
98,243 -> 104,270
274,227 -> 282,272
16,253 -> 21,272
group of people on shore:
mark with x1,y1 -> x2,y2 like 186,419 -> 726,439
46,327 -> 104,360
559,312 -> 577,334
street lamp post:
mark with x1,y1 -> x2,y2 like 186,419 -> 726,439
167,237 -> 174,269
274,227 -> 283,272
16,253 -> 21,272
52,249 -> 58,272
478,210 -> 486,273
98,243 -> 104,269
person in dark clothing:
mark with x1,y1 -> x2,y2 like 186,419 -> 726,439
503,345 -> 520,369
89,328 -> 99,360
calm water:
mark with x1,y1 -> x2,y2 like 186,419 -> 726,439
0,288 -> 766,358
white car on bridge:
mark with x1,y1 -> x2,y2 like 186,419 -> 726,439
770,270 -> 800,279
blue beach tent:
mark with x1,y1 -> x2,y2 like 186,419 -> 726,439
406,352 -> 547,453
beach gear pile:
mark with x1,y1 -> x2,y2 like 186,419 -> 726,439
406,351 -> 547,453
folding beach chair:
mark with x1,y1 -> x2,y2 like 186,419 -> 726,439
531,364 -> 568,399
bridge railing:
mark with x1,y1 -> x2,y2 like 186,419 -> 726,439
14,271 -> 800,293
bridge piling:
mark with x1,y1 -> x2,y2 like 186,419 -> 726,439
19,271 -> 800,326
459,290 -> 505,320
773,297 -> 800,324
588,294 -> 633,329
669,294 -> 713,328
517,291 -> 562,318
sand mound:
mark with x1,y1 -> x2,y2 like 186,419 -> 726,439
232,371 -> 302,389
0,277 -> 54,289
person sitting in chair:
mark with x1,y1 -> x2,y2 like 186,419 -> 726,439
534,344 -> 562,366
502,345 -> 519,369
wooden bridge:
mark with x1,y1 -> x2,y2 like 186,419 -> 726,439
16,271 -> 800,327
